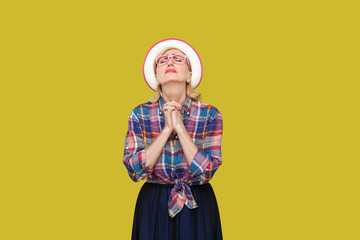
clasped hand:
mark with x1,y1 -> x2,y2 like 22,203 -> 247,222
163,100 -> 184,133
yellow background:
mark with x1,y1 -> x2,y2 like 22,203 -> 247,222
1,0 -> 359,239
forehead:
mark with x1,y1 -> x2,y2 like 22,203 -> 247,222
162,48 -> 185,55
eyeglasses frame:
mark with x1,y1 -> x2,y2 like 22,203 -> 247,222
154,54 -> 189,66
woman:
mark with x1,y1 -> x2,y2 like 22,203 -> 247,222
123,38 -> 223,240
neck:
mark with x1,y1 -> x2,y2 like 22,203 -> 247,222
161,82 -> 187,106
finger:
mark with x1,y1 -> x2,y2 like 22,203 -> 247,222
170,100 -> 182,109
165,102 -> 181,111
164,103 -> 176,108
167,101 -> 182,109
164,107 -> 179,113
164,101 -> 180,107
163,104 -> 176,109
164,102 -> 178,109
170,109 -> 181,117
163,105 -> 177,112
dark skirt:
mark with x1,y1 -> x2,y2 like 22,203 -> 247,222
131,182 -> 223,240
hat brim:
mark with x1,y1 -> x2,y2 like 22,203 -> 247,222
143,38 -> 203,91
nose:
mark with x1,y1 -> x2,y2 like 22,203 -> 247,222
167,56 -> 175,66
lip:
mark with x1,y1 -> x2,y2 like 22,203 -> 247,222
165,68 -> 177,73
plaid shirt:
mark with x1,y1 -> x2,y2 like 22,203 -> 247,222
122,95 -> 223,218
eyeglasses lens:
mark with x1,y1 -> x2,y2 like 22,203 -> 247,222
156,55 -> 185,65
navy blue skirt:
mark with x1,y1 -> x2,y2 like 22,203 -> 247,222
131,182 -> 223,240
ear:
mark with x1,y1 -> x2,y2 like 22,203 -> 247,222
187,72 -> 192,83
155,72 -> 159,83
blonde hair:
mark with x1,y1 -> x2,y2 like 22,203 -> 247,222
150,47 -> 201,104
149,82 -> 202,104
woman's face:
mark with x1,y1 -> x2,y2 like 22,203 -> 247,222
155,49 -> 192,87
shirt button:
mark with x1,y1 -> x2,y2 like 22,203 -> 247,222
175,135 -> 178,139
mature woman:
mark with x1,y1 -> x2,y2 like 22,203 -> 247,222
123,38 -> 223,240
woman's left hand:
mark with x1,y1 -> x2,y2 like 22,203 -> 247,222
171,107 -> 184,132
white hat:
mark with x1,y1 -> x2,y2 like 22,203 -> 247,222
142,38 -> 203,91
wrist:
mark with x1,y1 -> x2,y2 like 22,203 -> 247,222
163,126 -> 173,135
174,124 -> 186,133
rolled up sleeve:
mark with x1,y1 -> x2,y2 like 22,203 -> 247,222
122,111 -> 153,182
189,110 -> 223,183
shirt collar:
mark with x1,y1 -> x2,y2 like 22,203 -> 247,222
159,95 -> 192,115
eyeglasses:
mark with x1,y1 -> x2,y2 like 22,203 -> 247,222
155,54 -> 188,66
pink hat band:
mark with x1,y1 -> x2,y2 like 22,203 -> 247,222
143,38 -> 203,91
